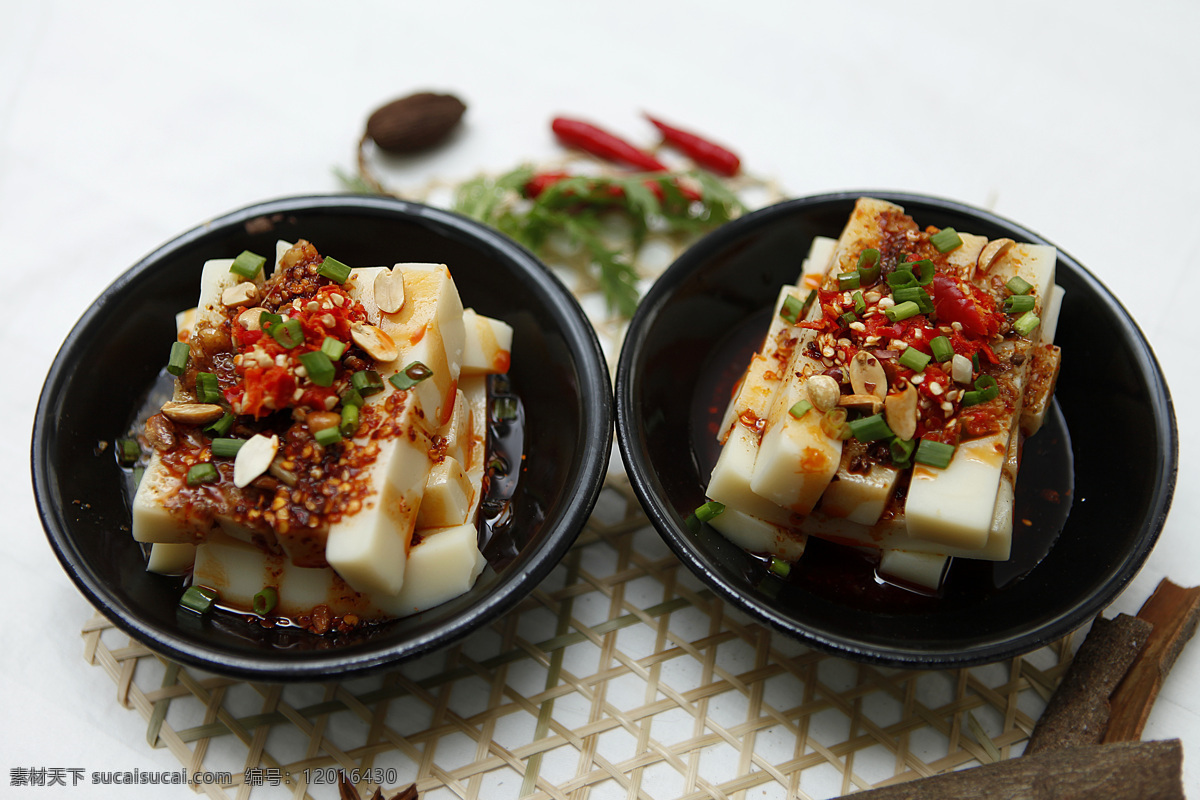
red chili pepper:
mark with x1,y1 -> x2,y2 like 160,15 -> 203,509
646,114 -> 741,177
931,274 -> 1000,339
551,117 -> 667,172
523,171 -> 572,199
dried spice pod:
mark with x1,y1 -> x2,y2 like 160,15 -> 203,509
365,91 -> 466,154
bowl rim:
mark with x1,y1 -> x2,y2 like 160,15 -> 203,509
615,189 -> 1178,667
33,193 -> 614,680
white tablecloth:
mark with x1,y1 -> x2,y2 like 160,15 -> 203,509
4,1 -> 1198,795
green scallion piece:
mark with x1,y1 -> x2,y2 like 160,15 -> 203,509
780,293 -> 804,324
848,413 -> 894,442
913,259 -> 936,286
259,311 -> 283,330
270,318 -> 304,349
975,375 -> 997,391
252,587 -> 278,616
195,372 -> 222,404
800,289 -> 818,317
972,351 -> 981,370
853,291 -> 866,315
179,585 -> 218,614
898,347 -> 931,372
313,426 -> 342,446
930,228 -> 963,253
768,556 -> 791,578
167,340 -> 190,376
930,335 -> 954,363
886,270 -> 918,289
340,385 -> 364,408
893,286 -> 933,313
229,250 -> 266,279
340,403 -> 360,437
117,438 -> 141,465
890,436 -> 916,467
962,374 -> 1000,406
320,336 -> 347,360
298,350 -> 335,387
839,311 -> 857,326
857,248 -> 880,269
1014,311 -> 1041,337
788,400 -> 813,419
858,259 -> 881,285
694,500 -> 726,523
351,369 -> 385,396
210,438 -> 245,458
885,301 -> 921,322
1006,275 -> 1033,295
914,439 -> 956,469
837,271 -> 861,291
493,396 -> 519,421
389,361 -> 434,391
1004,294 -> 1036,314
318,257 -> 351,283
186,463 -> 219,486
206,412 -> 234,436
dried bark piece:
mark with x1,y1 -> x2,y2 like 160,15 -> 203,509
1104,579 -> 1200,743
849,740 -> 1183,800
1025,613 -> 1152,755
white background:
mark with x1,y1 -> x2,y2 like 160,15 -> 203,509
3,0 -> 1199,796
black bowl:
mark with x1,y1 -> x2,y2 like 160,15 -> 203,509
34,195 -> 613,680
616,191 -> 1176,667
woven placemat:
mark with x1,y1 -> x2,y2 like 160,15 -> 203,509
81,476 -> 1072,800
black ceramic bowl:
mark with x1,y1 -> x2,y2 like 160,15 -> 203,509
34,195 -> 612,680
616,191 -> 1176,667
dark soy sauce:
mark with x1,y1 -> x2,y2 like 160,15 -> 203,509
689,310 -> 1073,613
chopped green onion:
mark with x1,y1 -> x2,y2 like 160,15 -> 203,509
206,412 -> 234,436
930,228 -> 963,253
695,500 -> 726,523
893,286 -> 934,314
229,250 -> 266,279
890,436 -> 916,467
318,257 -> 351,283
117,438 -> 141,465
167,341 -> 190,376
962,374 -> 1000,406
351,369 -> 385,396
259,311 -> 283,330
313,426 -> 342,446
1014,311 -> 1041,337
972,351 -> 981,371
837,271 -> 861,290
820,407 -> 852,440
800,289 -> 818,317
848,413 -> 894,442
389,361 -> 434,391
885,301 -> 921,322
914,439 -> 956,469
320,336 -> 347,360
930,335 -> 954,363
788,400 -> 813,419
857,248 -> 881,284
975,375 -> 997,391
340,385 -> 364,408
210,438 -> 245,458
896,259 -> 936,285
493,396 -> 519,420
853,291 -> 866,314
339,403 -> 360,437
186,463 -> 219,486
269,318 -> 304,349
195,372 -> 222,404
839,311 -> 857,326
179,585 -> 218,614
886,270 -> 918,289
768,556 -> 791,578
1006,275 -> 1033,295
1003,294 -> 1036,314
780,293 -> 804,324
898,347 -> 931,372
252,587 -> 278,616
298,350 -> 335,387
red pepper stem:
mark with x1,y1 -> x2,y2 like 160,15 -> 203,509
551,117 -> 667,172
645,114 -> 741,177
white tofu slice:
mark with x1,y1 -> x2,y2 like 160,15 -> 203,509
904,433 -> 1008,550
195,258 -> 264,329
416,456 -> 473,529
943,233 -> 988,281
324,391 -> 434,596
708,507 -> 807,561
707,424 -> 797,527
375,524 -> 486,617
751,370 -> 842,515
146,542 -> 196,575
1021,344 -> 1062,436
819,462 -> 901,525
131,450 -> 214,543
801,236 -> 838,280
1041,284 -> 1066,345
440,388 -> 471,467
461,308 -> 513,375
460,376 -> 488,521
878,550 -> 949,591
175,308 -> 197,337
982,243 -> 1057,319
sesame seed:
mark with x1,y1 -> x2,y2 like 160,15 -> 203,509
331,294 -> 345,307
850,322 -> 867,332
865,291 -> 882,304
951,322 -> 963,331
822,347 -> 835,357
929,382 -> 944,396
295,365 -> 308,378
275,354 -> 287,367
911,375 -> 925,384
891,339 -> 908,351
306,301 -> 319,312
324,395 -> 338,410
941,401 -> 954,413
878,297 -> 895,309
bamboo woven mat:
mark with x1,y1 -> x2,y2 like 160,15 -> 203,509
80,475 -> 1073,800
